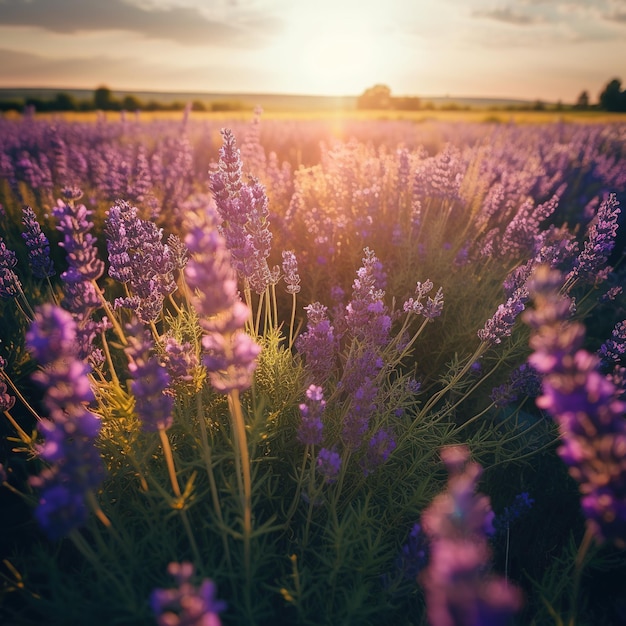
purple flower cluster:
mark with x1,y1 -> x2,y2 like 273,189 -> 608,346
125,321 -> 174,432
26,304 -> 105,540
295,303 -> 337,385
281,250 -> 301,294
344,248 -> 391,347
599,320 -> 626,367
569,193 -> 621,282
403,279 -> 444,321
52,194 -> 107,358
298,384 -> 325,446
490,363 -> 541,408
0,355 -> 15,411
493,492 -> 534,535
53,197 -> 104,282
525,265 -> 626,546
184,204 -> 261,393
0,235 -> 22,299
21,205 -> 55,279
209,129 -> 278,294
105,200 -> 177,323
477,294 -> 526,346
150,562 -> 226,626
419,446 -> 522,626
342,379 -> 378,450
316,447 -> 341,483
394,523 -> 430,581
163,336 -> 199,386
360,428 -> 397,476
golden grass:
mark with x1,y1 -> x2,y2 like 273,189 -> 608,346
5,108 -> 626,125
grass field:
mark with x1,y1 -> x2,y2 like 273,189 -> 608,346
4,107 -> 626,125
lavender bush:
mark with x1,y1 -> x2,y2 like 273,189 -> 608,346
0,112 -> 625,625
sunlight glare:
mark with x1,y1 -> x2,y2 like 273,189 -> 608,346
267,4 -> 392,95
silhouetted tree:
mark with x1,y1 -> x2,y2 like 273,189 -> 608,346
599,78 -> 626,112
94,85 -> 117,110
53,92 -> 78,111
122,95 -> 142,111
357,84 -> 392,110
575,90 -> 590,109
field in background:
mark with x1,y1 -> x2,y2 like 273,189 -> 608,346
4,107 -> 626,125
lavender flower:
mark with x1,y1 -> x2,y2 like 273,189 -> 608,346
403,280 -> 444,321
125,321 -> 174,432
209,129 -> 277,294
21,206 -> 55,279
317,447 -> 341,483
53,197 -> 104,281
0,236 -> 22,299
490,364 -> 541,408
419,445 -> 522,626
525,265 -> 626,547
298,384 -> 325,446
282,250 -> 301,294
184,205 -> 261,394
493,493 -> 534,535
345,248 -> 391,347
394,523 -> 430,581
151,562 -> 226,626
105,200 -> 176,323
26,304 -> 105,540
163,336 -> 199,385
342,379 -> 378,450
477,294 -> 526,346
360,428 -> 397,476
295,303 -> 337,385
569,193 -> 621,282
599,320 -> 626,367
0,378 -> 15,411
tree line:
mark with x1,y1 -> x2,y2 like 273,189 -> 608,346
357,78 -> 626,112
0,86 -> 250,113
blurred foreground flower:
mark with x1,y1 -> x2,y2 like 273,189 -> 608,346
26,304 -> 105,540
151,562 -> 226,626
419,445 -> 522,626
525,265 -> 626,547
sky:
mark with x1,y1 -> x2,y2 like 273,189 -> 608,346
0,0 -> 624,102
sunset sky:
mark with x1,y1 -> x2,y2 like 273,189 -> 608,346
0,0 -> 625,102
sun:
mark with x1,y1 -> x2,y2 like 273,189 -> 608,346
263,3 -> 392,95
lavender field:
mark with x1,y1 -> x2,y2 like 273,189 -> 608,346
1,111 -> 626,626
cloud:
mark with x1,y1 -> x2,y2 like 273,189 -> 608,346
603,10 -> 626,22
0,47 -> 270,91
0,0 -> 283,46
472,6 -> 544,25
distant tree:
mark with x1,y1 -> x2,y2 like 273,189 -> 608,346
598,78 -> 626,112
532,99 -> 545,111
94,85 -> 117,110
53,92 -> 78,111
575,90 -> 590,110
122,94 -> 142,111
191,100 -> 207,112
357,84 -> 392,110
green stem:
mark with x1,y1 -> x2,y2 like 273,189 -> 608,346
288,291 -> 297,349
1,372 -> 41,421
3,409 -> 32,444
158,426 -> 202,564
91,280 -> 127,346
286,444 -> 310,524
417,342 -> 488,420
196,393 -> 232,569
228,389 -> 252,600
568,526 -> 595,626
